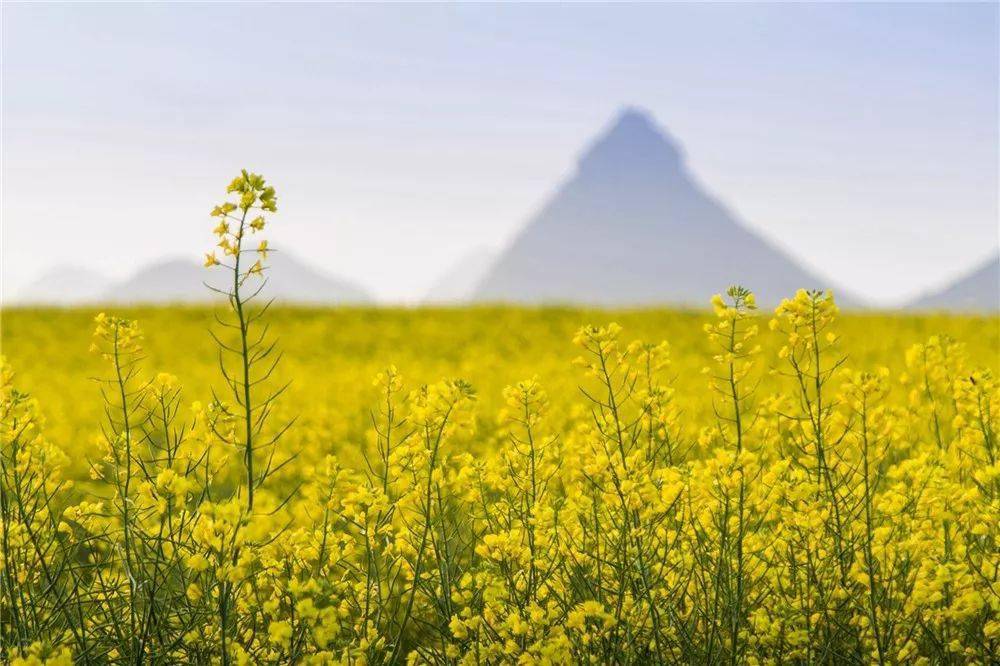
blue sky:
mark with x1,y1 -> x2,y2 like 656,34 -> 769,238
3,2 -> 997,304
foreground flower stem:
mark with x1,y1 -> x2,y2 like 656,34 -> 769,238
231,207 -> 255,513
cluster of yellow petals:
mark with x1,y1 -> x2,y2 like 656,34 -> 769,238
204,170 -> 276,276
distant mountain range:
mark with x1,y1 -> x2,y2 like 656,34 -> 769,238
908,251 -> 998,312
10,108 -> 997,311
472,108 -> 854,308
14,266 -> 110,305
14,252 -> 371,305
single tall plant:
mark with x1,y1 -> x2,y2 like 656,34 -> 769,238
204,170 -> 288,663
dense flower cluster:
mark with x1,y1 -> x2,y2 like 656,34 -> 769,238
205,169 -> 276,279
2,174 -> 996,664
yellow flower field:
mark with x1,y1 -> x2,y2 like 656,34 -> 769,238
2,172 -> 998,664
5,304 -> 995,480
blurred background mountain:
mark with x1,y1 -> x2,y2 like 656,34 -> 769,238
471,109 -> 858,309
15,252 -> 370,306
907,251 -> 999,312
14,108 -> 997,311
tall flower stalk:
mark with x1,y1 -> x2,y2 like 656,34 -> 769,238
204,170 -> 283,663
697,286 -> 761,664
205,170 -> 278,513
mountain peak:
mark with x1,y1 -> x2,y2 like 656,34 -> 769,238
614,106 -> 660,131
577,106 -> 684,178
474,107 -> 854,307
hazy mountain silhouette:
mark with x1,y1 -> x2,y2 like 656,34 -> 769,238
14,266 -> 110,304
15,252 -> 371,305
473,108 -> 856,307
100,259 -> 213,303
908,251 -> 999,312
424,246 -> 499,303
102,252 -> 371,304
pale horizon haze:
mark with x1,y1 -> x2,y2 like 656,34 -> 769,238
2,2 -> 998,305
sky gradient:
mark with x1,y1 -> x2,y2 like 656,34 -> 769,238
3,2 -> 998,305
